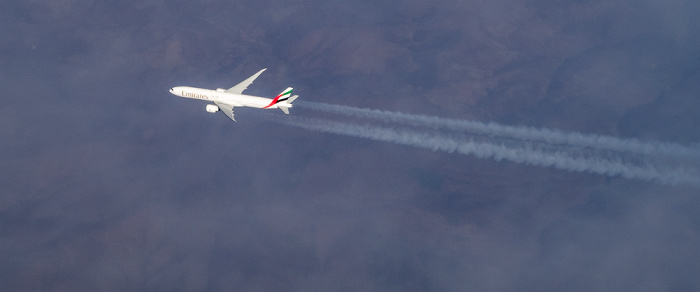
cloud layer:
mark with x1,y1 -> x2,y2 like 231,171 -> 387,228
1,0 -> 700,290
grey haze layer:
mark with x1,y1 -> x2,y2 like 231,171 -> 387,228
2,0 -> 700,291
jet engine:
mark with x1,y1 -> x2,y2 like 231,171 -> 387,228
205,104 -> 220,113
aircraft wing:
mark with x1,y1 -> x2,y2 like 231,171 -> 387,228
226,68 -> 267,94
214,101 -> 236,121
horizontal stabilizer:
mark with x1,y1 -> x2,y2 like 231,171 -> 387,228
277,94 -> 297,114
279,106 -> 289,114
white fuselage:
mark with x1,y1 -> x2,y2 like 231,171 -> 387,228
169,86 -> 280,109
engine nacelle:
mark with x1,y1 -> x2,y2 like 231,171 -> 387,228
205,104 -> 220,113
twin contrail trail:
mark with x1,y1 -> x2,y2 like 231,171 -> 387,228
297,101 -> 700,159
273,102 -> 700,187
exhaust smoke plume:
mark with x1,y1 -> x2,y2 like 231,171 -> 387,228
297,101 -> 700,159
273,102 -> 700,187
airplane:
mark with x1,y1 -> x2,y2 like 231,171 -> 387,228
169,68 -> 298,121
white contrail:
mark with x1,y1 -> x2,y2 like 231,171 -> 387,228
297,101 -> 700,159
273,115 -> 700,187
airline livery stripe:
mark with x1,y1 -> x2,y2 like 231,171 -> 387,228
263,90 -> 292,108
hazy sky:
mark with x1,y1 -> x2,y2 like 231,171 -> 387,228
2,0 -> 700,290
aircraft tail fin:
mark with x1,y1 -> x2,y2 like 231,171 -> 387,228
276,87 -> 294,102
277,94 -> 298,114
264,87 -> 297,114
